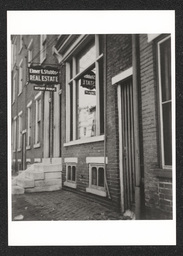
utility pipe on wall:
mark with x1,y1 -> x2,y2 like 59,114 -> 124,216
132,34 -> 141,220
104,34 -> 111,199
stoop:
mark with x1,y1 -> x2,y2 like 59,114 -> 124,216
12,158 -> 62,194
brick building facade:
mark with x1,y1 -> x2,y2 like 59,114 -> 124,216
11,34 -> 173,219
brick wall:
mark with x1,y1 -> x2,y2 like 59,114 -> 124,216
106,34 -> 132,207
139,34 -> 173,219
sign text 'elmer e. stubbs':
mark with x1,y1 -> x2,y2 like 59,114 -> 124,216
28,66 -> 59,84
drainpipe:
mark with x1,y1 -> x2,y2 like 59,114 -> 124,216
104,34 -> 111,199
132,34 -> 141,219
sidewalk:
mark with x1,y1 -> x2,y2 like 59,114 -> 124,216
12,190 -> 132,221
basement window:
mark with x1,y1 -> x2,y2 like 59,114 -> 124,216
64,164 -> 77,189
86,164 -> 106,197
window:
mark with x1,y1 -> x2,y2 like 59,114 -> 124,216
64,163 -> 77,188
19,35 -> 23,53
13,36 -> 17,65
12,73 -> 16,103
86,163 -> 106,197
12,117 -> 17,151
158,36 -> 172,168
18,112 -> 22,150
18,59 -> 23,95
35,98 -> 41,145
66,35 -> 104,142
27,101 -> 32,148
40,34 -> 47,63
28,39 -> 33,63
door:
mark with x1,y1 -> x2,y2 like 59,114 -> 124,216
118,76 -> 135,212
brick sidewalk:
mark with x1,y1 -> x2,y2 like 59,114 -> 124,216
12,190 -> 130,221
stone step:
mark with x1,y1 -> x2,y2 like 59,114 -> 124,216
16,177 -> 34,188
34,163 -> 62,173
25,170 -> 44,180
25,184 -> 61,193
12,185 -> 25,195
34,178 -> 61,187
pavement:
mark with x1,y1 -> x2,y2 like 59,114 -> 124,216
12,189 -> 132,221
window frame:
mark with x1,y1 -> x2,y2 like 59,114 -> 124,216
86,160 -> 107,197
18,59 -> 23,95
12,116 -> 17,152
12,73 -> 16,103
19,35 -> 23,53
157,35 -> 172,169
65,35 -> 104,145
17,111 -> 22,151
34,92 -> 42,148
28,39 -> 33,64
40,34 -> 47,63
64,163 -> 77,189
26,100 -> 32,149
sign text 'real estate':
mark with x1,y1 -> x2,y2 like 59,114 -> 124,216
28,66 -> 59,84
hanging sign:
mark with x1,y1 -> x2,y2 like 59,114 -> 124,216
34,85 -> 56,92
28,66 -> 59,84
81,70 -> 95,90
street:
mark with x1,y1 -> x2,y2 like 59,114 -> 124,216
12,189 -> 131,221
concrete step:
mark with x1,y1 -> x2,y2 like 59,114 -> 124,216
16,177 -> 34,188
34,163 -> 62,173
34,178 -> 61,187
12,185 -> 25,195
25,184 -> 61,193
25,170 -> 44,180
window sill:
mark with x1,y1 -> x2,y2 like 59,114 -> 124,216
17,148 -> 21,152
64,135 -> 104,147
34,142 -> 41,148
18,91 -> 22,97
64,181 -> 77,189
86,187 -> 107,197
40,56 -> 46,65
26,145 -> 31,150
152,168 -> 172,179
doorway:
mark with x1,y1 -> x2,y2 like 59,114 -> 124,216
117,76 -> 136,212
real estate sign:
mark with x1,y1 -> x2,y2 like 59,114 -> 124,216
28,66 -> 59,84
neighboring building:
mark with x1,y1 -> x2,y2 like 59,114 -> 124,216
11,34 -> 173,219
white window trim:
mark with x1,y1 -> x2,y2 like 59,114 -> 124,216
86,163 -> 107,197
64,134 -> 104,147
34,158 -> 41,163
27,101 -> 32,147
17,111 -> 22,151
64,157 -> 78,163
112,67 -> 133,85
19,35 -> 23,53
12,117 -> 17,152
18,58 -> 23,96
28,39 -> 33,63
12,73 -> 16,103
86,157 -> 108,164
34,92 -> 42,146
65,35 -> 103,144
157,35 -> 172,169
64,163 -> 77,189
40,35 -> 47,64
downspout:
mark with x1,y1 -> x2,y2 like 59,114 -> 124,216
132,34 -> 141,219
104,34 -> 111,199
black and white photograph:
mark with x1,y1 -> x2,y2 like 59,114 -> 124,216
8,11 -> 176,246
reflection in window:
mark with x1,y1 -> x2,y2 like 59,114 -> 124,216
159,37 -> 172,166
76,41 -> 96,73
77,67 -> 96,139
